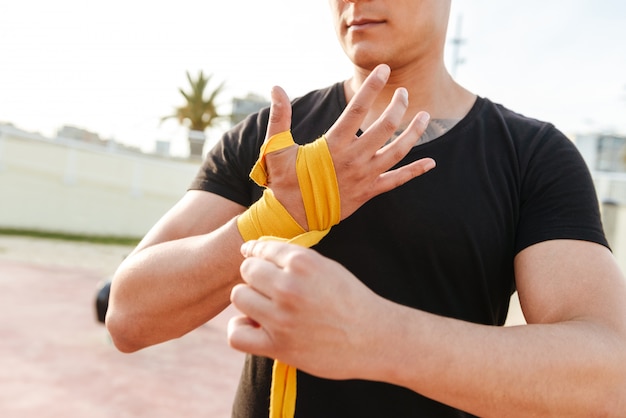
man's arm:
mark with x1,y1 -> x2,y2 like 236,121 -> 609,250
107,64 -> 435,353
391,239 -> 626,416
229,239 -> 626,416
106,191 -> 246,353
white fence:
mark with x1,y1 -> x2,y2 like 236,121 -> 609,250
0,125 -> 198,238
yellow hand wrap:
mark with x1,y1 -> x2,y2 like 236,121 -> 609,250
236,130 -> 341,417
237,130 -> 341,246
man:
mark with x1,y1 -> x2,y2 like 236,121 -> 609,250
106,0 -> 626,416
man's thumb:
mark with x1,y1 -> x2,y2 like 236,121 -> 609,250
266,86 -> 292,140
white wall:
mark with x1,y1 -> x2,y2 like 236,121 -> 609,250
0,126 -> 198,238
601,202 -> 626,273
2,125 -> 626,272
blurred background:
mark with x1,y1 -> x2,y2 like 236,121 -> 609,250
2,0 -> 626,240
1,0 -> 625,416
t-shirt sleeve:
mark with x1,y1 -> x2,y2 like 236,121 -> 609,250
188,109 -> 269,207
514,124 -> 609,254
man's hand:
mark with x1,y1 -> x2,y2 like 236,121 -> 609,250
228,239 -> 388,380
264,64 -> 436,227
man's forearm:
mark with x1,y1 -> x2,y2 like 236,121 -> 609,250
367,301 -> 626,417
106,219 -> 244,352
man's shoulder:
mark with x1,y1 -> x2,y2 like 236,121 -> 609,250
478,97 -> 559,137
469,97 -> 570,151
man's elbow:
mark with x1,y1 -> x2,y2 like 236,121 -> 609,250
105,309 -> 147,353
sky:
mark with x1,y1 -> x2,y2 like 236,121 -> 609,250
1,0 -> 625,156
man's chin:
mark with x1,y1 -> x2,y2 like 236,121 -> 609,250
345,50 -> 390,72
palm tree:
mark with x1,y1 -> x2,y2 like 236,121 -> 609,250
162,70 -> 226,158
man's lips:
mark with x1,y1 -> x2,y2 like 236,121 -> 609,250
347,18 -> 385,30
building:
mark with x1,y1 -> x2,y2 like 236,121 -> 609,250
576,134 -> 626,173
230,94 -> 270,127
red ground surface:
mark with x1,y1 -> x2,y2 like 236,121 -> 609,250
0,235 -> 526,417
0,242 -> 244,418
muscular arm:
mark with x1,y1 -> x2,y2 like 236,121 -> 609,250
230,239 -> 626,416
107,64 -> 435,353
106,191 -> 246,352
381,239 -> 626,416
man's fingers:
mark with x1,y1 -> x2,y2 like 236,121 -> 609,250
360,87 -> 409,152
240,239 -> 304,271
239,255 -> 285,299
326,64 -> 391,142
376,157 -> 436,195
227,314 -> 271,355
265,85 -> 292,140
374,111 -> 431,171
230,282 -> 275,327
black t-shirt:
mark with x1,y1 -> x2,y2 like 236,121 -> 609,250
190,82 -> 608,417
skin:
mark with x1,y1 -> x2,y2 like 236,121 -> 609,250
108,0 -> 626,415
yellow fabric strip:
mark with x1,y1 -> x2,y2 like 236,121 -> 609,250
249,131 -> 296,187
237,189 -> 305,242
237,131 -> 341,247
269,359 -> 297,418
236,131 -> 341,417
296,138 -> 341,233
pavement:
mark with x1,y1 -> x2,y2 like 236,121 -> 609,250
0,235 -> 244,418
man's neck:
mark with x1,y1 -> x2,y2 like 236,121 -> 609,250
344,62 -> 476,132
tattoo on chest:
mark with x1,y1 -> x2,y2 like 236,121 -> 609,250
387,118 -> 461,147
